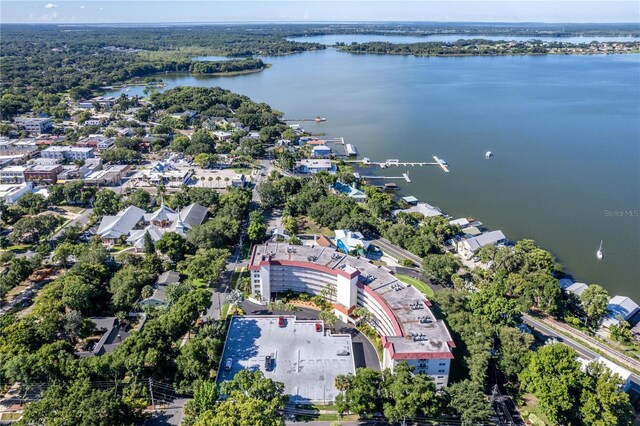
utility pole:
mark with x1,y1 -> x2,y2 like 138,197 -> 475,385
149,378 -> 155,411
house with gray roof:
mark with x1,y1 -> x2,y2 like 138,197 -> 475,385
139,271 -> 180,308
456,230 -> 507,259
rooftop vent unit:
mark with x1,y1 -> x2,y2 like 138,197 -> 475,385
307,255 -> 318,261
412,334 -> 430,342
419,316 -> 433,324
410,301 -> 424,310
391,283 -> 404,291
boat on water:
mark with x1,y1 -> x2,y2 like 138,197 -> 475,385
434,156 -> 448,166
597,240 -> 604,260
345,144 -> 358,156
384,182 -> 400,191
362,157 -> 371,165
315,116 -> 326,122
486,151 -> 493,158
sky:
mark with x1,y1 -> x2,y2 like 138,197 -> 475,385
1,1 -> 639,24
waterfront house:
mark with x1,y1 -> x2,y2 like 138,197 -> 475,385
566,282 -> 589,297
602,296 -> 640,327
312,145 -> 332,158
456,230 -> 507,259
392,202 -> 444,218
333,182 -> 367,203
296,159 -> 336,174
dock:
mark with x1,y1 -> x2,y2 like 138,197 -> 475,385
345,157 -> 449,173
359,173 -> 412,183
432,156 -> 450,173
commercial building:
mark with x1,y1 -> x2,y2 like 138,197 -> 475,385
218,315 -> 355,404
0,182 -> 32,204
249,243 -> 455,388
0,166 -> 27,183
23,164 -> 64,184
16,117 -> 53,134
41,146 -> 95,161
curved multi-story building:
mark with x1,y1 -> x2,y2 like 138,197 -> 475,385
249,242 -> 455,388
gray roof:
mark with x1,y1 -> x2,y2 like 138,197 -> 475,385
97,205 -> 145,239
157,270 -> 180,286
180,203 -> 208,228
463,230 -> 507,252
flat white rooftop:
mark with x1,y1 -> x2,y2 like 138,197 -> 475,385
218,315 -> 355,404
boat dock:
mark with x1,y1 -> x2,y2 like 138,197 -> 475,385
359,173 -> 412,183
345,157 -> 449,173
432,156 -> 450,173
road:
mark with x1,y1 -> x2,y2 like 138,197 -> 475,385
523,314 -> 640,392
51,208 -> 93,241
370,237 -> 422,266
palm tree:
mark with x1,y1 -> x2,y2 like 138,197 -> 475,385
216,176 -> 221,188
208,176 -> 213,188
224,177 -> 230,187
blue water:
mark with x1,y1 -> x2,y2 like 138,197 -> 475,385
108,49 -> 640,301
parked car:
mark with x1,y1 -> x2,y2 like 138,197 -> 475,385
265,355 -> 272,371
224,358 -> 233,371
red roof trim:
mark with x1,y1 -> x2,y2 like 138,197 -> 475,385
332,303 -> 356,315
384,341 -> 454,360
357,282 -> 403,336
250,259 -> 359,279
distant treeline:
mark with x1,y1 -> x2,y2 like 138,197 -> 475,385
337,39 -> 640,56
281,22 -> 640,38
0,24 -> 321,118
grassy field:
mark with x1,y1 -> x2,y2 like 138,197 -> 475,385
396,273 -> 435,299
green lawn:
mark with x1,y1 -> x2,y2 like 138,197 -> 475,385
3,244 -> 32,253
396,274 -> 435,299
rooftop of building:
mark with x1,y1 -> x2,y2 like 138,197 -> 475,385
250,243 -> 454,356
218,315 -> 354,404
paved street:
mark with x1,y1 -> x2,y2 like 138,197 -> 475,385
50,208 -> 93,241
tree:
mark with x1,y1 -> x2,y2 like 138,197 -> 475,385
247,210 -> 267,242
143,231 -> 155,255
125,188 -> 151,209
318,309 -> 338,330
192,369 -> 286,426
93,189 -> 122,216
498,326 -> 534,380
156,232 -> 193,264
9,215 -> 62,244
342,368 -> 382,417
381,362 -> 440,422
519,343 -> 583,424
580,284 -> 610,328
421,253 -> 460,284
447,380 -> 492,426
178,248 -> 229,285
467,289 -> 521,327
109,264 -> 155,311
62,275 -> 99,314
18,379 -> 139,426
609,320 -> 633,343
16,192 -> 48,215
580,361 -> 634,426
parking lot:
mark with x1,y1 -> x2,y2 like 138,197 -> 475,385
217,315 -> 355,405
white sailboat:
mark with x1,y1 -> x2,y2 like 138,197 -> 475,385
596,240 -> 603,260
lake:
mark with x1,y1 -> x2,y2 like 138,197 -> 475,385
108,47 -> 640,301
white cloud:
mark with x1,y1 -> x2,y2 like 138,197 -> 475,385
44,3 -> 57,9
79,5 -> 85,9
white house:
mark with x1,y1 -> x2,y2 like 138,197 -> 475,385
456,230 -> 507,259
335,229 -> 370,255
566,282 -> 589,297
392,202 -> 444,218
296,159 -> 336,174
